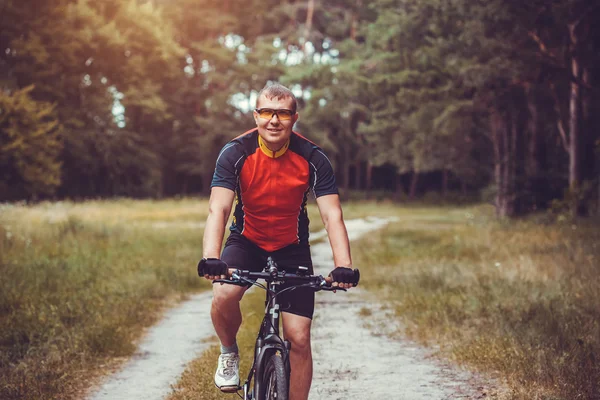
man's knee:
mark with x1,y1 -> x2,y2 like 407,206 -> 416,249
212,284 -> 245,309
283,314 -> 312,353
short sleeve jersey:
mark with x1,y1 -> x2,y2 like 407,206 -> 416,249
211,129 -> 338,252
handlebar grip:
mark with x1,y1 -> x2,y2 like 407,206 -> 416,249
325,268 -> 360,287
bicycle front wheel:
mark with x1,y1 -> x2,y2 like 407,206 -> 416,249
261,353 -> 288,400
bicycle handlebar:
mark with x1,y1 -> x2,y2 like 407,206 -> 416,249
212,267 -> 359,291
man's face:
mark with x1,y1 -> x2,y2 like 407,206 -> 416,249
253,94 -> 298,150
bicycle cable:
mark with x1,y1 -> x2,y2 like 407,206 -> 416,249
269,282 -> 322,299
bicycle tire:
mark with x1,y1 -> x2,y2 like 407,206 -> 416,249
260,352 -> 288,400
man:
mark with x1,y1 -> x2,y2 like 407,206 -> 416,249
198,83 -> 356,400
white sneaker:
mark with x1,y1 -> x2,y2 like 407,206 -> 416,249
214,352 -> 240,392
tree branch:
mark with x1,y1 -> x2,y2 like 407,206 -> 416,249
528,31 -> 559,61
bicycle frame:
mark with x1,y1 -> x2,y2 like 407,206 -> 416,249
243,278 -> 291,399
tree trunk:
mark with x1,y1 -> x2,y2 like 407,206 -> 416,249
492,88 -> 528,218
582,67 -> 591,133
512,88 -> 527,215
394,173 -> 404,201
202,170 -> 213,195
503,105 -> 514,216
336,155 -> 349,191
526,86 -> 544,210
342,158 -> 350,192
442,169 -> 448,198
366,161 -> 373,193
409,171 -> 419,200
181,177 -> 188,195
568,23 -> 584,216
491,108 -> 507,218
581,66 -> 597,215
585,68 -> 600,216
347,162 -> 356,191
353,161 -> 362,190
568,59 -> 581,189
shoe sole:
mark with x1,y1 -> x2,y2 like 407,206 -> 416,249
214,382 -> 240,393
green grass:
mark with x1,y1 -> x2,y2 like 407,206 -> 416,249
352,205 -> 600,399
0,199 -> 211,399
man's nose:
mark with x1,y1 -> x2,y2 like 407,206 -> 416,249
269,114 -> 281,124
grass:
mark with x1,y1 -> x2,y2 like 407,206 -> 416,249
351,204 -> 600,399
0,198 -> 211,399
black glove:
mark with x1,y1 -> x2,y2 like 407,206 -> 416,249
328,267 -> 360,287
197,258 -> 228,277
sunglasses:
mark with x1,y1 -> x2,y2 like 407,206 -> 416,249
255,108 -> 295,121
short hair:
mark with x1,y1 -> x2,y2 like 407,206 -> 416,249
257,83 -> 297,114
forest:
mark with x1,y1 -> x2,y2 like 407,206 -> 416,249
1,0 -> 599,218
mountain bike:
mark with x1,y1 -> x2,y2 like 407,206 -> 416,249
213,257 -> 360,400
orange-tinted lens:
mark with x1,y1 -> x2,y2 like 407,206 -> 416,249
257,109 -> 293,121
275,110 -> 293,120
258,109 -> 275,119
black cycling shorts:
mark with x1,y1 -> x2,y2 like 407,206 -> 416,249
221,233 -> 315,319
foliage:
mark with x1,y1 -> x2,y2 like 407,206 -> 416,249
0,0 -> 599,212
0,86 -> 62,199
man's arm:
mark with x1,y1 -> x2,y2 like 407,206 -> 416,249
203,187 -> 235,259
315,194 -> 352,269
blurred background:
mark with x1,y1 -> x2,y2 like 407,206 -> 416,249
2,3 -> 600,399
1,0 -> 599,218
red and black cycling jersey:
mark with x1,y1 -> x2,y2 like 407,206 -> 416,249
211,128 -> 338,252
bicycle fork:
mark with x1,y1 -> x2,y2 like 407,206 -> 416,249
249,280 -> 292,398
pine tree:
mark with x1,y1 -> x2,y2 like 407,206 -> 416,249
0,86 -> 62,200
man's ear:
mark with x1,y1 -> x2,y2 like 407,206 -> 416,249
293,113 -> 299,124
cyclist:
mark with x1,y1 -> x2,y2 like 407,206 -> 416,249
198,82 -> 356,400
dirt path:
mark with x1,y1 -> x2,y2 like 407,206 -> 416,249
87,217 -> 492,400
88,291 -> 215,400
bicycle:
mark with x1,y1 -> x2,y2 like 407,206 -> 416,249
212,256 -> 360,400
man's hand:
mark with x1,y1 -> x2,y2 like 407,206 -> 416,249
328,266 -> 359,289
198,258 -> 228,280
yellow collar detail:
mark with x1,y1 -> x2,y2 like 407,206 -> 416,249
258,135 -> 290,158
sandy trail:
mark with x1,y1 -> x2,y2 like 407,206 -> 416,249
88,217 -> 490,400
88,291 -> 215,400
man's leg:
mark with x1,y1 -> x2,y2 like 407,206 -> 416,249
282,312 -> 313,400
211,283 -> 246,346
213,233 -> 255,346
211,282 -> 246,391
